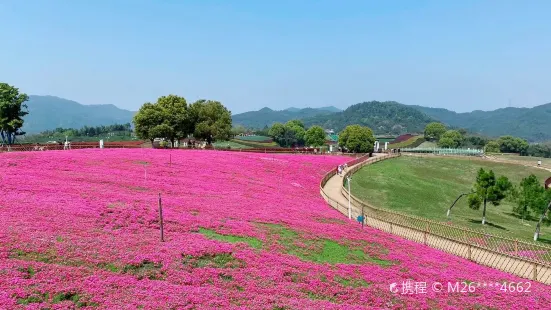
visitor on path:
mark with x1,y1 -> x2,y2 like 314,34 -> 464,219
337,165 -> 342,176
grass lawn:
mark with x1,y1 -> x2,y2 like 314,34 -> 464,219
492,154 -> 551,168
212,140 -> 252,149
352,155 -> 551,243
416,141 -> 437,148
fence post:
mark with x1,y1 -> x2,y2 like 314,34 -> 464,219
533,263 -> 537,281
468,245 -> 472,261
389,222 -> 393,234
424,223 -> 428,245
159,193 -> 164,242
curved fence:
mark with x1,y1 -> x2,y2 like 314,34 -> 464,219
402,147 -> 484,156
320,153 -> 551,284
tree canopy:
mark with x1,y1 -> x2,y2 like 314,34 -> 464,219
484,140 -> 500,153
467,168 -> 511,225
424,122 -> 447,141
0,83 -> 29,145
133,95 -> 231,146
267,120 -> 307,147
438,130 -> 464,148
304,125 -> 326,147
496,136 -> 529,154
338,125 -> 375,153
191,100 -> 232,143
511,174 -> 549,221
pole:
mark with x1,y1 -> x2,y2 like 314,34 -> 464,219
347,176 -> 351,220
159,193 -> 164,242
447,192 -> 474,218
362,205 -> 364,229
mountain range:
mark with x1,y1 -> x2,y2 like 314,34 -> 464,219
19,95 -> 551,142
22,96 -> 135,134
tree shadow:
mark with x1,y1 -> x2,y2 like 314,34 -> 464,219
504,212 -> 537,222
467,219 -> 508,231
536,237 -> 551,246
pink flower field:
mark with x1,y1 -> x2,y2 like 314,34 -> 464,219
0,149 -> 550,309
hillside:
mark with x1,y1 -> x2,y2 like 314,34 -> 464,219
285,106 -> 341,113
303,101 -> 435,134
232,107 -> 336,128
412,103 -> 551,141
22,96 -> 135,133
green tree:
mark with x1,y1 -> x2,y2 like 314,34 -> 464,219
497,136 -> 529,154
268,122 -> 286,145
190,100 -> 232,143
285,120 -> 305,146
133,102 -> 165,144
424,122 -> 447,141
231,125 -> 247,137
511,174 -> 548,221
437,130 -> 464,148
304,125 -> 326,147
156,95 -> 189,145
338,125 -> 375,153
468,168 -> 512,225
484,140 -> 500,153
0,83 -> 29,145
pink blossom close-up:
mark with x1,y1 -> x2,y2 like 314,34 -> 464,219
0,149 -> 549,309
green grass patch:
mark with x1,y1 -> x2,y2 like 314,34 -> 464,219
334,276 -> 370,288
230,139 -> 279,148
122,260 -> 164,280
260,223 -> 392,266
17,293 -> 49,305
183,253 -> 245,268
199,228 -> 263,249
10,250 -> 53,263
352,155 -> 551,242
212,140 -> 253,149
234,135 -> 273,142
17,266 -> 36,279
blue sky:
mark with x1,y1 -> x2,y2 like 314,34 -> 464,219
1,0 -> 550,114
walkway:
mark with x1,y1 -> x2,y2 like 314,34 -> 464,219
321,153 -> 389,219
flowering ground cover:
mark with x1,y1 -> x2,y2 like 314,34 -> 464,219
0,149 -> 550,309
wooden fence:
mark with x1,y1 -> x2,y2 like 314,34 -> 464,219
320,153 -> 551,285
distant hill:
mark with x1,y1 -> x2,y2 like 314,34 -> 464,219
284,106 -> 341,113
232,107 -> 336,128
411,103 -> 551,141
22,96 -> 135,133
302,101 -> 435,135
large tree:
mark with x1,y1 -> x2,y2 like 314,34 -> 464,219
304,125 -> 326,147
190,100 -> 232,143
285,120 -> 305,146
424,122 -> 447,141
438,130 -> 464,148
268,120 -> 306,147
484,140 -> 500,153
156,95 -> 189,145
496,136 -> 529,154
133,102 -> 166,144
338,125 -> 375,153
468,168 -> 511,225
511,174 -> 548,221
133,95 -> 193,146
0,83 -> 29,145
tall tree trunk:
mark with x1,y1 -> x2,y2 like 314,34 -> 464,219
482,198 -> 487,225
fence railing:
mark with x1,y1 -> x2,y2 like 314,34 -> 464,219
402,147 -> 484,156
320,153 -> 551,284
